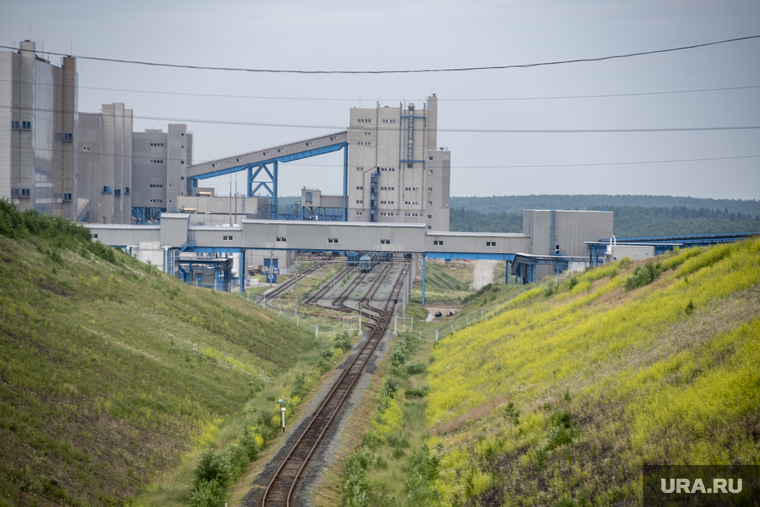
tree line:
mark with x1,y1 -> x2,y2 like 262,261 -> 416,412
450,205 -> 760,237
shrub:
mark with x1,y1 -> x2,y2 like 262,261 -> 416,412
624,261 -> 662,291
334,331 -> 352,351
567,275 -> 579,290
405,361 -> 426,375
404,386 -> 430,398
290,372 -> 308,398
503,402 -> 520,426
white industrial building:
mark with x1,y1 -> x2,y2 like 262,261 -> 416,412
0,41 -> 79,219
346,96 -> 450,231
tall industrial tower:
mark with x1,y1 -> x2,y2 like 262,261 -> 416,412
347,95 -> 450,231
0,41 -> 79,219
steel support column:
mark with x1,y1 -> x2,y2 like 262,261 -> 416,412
421,255 -> 426,305
240,249 -> 246,294
343,144 -> 348,221
506,260 -> 510,285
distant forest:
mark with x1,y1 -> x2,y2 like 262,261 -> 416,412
449,195 -> 760,237
277,194 -> 760,237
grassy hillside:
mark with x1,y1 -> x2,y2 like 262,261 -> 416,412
410,260 -> 475,304
0,202 -> 315,506
332,238 -> 760,506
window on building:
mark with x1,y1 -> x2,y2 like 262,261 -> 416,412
428,169 -> 433,174
125,187 -> 130,195
428,214 -> 432,219
276,237 -> 286,242
356,211 -> 363,216
434,240 -> 444,246
380,239 -> 391,245
93,234 -> 99,239
428,201 -> 433,206
102,186 -> 112,194
356,166 -> 364,171
328,238 -> 339,244
306,142 -> 312,146
428,188 -> 433,192
22,121 -> 31,130
356,186 -> 363,190
427,226 -> 432,230
114,189 -> 121,197
63,193 -> 72,201
486,241 -> 496,247
223,235 -> 233,241
429,156 -> 433,160
356,200 -> 363,204
364,131 -> 371,136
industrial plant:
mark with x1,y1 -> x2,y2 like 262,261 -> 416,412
2,40 -> 750,297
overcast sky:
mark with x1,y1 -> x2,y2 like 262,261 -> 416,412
3,0 -> 759,200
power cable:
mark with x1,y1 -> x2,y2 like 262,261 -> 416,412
2,77 -> 759,102
5,104 -> 758,132
1,35 -> 758,74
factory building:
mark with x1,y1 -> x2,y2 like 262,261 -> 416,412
347,96 -> 450,231
132,124 -> 192,223
0,41 -> 79,219
78,103 -> 134,224
0,41 -> 193,225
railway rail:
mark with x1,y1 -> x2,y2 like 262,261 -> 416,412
258,261 -> 327,308
260,264 -> 405,507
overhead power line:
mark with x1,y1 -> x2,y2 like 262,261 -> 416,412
76,83 -> 760,102
2,105 -> 758,132
283,155 -> 760,169
1,35 -> 758,74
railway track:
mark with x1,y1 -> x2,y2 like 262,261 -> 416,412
260,264 -> 405,507
303,265 -> 355,307
258,261 -> 327,308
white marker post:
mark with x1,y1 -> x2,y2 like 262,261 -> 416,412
281,407 -> 286,432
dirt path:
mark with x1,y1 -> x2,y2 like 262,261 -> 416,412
472,260 -> 498,290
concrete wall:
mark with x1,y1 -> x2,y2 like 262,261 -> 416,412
160,213 -> 190,247
242,220 -> 427,253
607,245 -> 655,262
0,52 -> 13,201
425,231 -> 530,254
425,150 -> 450,231
524,209 -> 613,278
85,224 -> 160,246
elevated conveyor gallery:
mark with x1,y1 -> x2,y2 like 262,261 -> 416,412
187,132 -> 349,219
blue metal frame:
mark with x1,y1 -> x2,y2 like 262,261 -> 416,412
190,142 -> 350,221
132,206 -> 165,224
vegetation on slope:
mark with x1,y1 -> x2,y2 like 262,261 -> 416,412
425,239 -> 760,505
0,201 -> 315,506
332,238 -> 760,506
410,260 -> 475,304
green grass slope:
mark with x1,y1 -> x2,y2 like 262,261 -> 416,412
423,239 -> 760,505
0,203 -> 313,506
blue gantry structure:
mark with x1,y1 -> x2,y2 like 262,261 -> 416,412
186,131 -> 349,221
